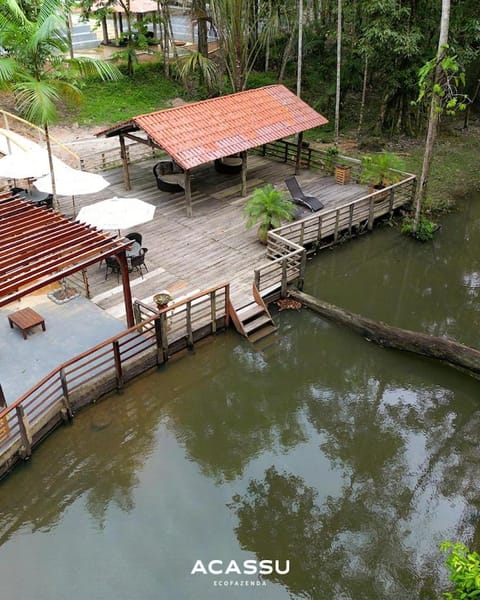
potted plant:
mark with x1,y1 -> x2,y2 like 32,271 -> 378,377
324,146 -> 339,175
360,151 -> 406,195
153,291 -> 173,310
243,184 -> 296,244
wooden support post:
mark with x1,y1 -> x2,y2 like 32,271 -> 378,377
154,317 -> 163,365
224,284 -> 230,327
118,251 -> 135,327
16,405 -> 32,458
210,291 -> 217,334
298,250 -> 307,290
388,188 -> 395,217
317,215 -> 323,243
241,151 -> 248,197
299,222 -> 305,246
334,209 -> 340,242
133,302 -> 142,325
59,368 -> 73,419
254,270 -> 260,291
112,341 -> 123,391
368,196 -> 375,230
348,204 -> 354,236
119,135 -> 131,191
184,170 -> 192,217
281,259 -> 288,297
295,131 -> 303,175
160,312 -> 169,363
186,302 -> 194,348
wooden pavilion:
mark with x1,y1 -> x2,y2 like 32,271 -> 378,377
0,193 -> 135,326
97,85 -> 328,217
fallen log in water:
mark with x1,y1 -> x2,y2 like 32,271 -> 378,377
290,290 -> 480,379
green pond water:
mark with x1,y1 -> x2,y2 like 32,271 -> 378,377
1,197 -> 480,600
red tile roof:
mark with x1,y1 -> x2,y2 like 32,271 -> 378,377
100,85 -> 328,170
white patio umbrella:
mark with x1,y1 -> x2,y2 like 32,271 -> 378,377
34,165 -> 110,196
0,148 -> 54,179
76,196 -> 156,235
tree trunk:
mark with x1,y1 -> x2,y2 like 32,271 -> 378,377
290,290 -> 480,380
334,0 -> 342,144
278,30 -> 294,82
357,54 -> 368,139
413,0 -> 450,232
297,0 -> 303,97
44,124 -> 58,210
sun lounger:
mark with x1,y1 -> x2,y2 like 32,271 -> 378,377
285,177 -> 324,212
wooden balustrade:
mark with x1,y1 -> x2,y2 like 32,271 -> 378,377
0,283 -> 230,479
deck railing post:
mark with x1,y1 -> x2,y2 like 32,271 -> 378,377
16,405 -> 32,458
0,384 -> 6,409
113,341 -> 123,391
368,196 -> 375,230
298,250 -> 307,291
348,204 -> 354,236
281,259 -> 288,297
254,270 -> 260,292
334,209 -> 340,242
210,291 -> 217,334
160,312 -> 169,363
388,187 -> 395,217
223,284 -> 230,327
317,214 -> 323,243
133,301 -> 142,325
186,302 -> 194,348
59,368 -> 73,420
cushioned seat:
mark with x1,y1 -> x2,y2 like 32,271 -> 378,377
153,160 -> 184,193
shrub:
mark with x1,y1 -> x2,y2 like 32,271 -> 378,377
402,216 -> 438,241
440,541 -> 480,599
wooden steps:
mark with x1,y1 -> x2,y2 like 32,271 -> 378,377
231,300 -> 277,344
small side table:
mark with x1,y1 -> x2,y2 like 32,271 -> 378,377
8,307 -> 46,340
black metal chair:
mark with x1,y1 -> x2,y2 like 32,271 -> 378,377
285,176 -> 324,212
130,248 -> 148,278
126,232 -> 142,245
105,255 -> 121,282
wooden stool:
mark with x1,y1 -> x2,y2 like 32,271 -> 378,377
8,307 -> 46,340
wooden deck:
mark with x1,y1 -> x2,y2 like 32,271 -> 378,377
65,153 -> 371,322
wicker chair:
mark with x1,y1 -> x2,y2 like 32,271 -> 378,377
153,160 -> 184,193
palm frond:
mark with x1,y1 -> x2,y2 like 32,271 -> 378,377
0,58 -> 18,84
68,57 -> 122,82
13,79 -> 60,125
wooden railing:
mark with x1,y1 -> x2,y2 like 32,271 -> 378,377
0,284 -> 229,478
79,142 -> 166,172
255,139 -> 363,181
253,175 -> 416,299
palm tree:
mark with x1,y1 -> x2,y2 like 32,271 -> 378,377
0,0 -> 121,208
243,184 -> 296,243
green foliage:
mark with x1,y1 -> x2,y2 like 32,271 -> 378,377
324,146 -> 340,174
401,216 -> 437,241
440,541 -> 480,599
243,184 -> 296,242
0,0 -> 121,126
360,151 -> 406,186
74,63 -> 183,125
414,46 -> 470,116
178,51 -> 219,95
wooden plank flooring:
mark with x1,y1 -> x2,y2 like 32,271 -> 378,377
63,154 -> 370,322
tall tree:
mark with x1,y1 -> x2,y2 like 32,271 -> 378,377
413,0 -> 450,232
0,0 -> 121,207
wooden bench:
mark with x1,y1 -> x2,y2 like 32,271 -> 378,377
8,307 -> 46,340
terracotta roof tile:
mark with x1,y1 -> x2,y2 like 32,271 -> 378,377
101,85 -> 328,170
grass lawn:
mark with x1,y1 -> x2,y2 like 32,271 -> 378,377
71,63 -> 185,125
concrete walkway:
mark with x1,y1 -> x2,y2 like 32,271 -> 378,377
0,294 -> 127,406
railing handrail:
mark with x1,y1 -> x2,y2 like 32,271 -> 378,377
0,109 -> 81,167
0,282 -> 229,420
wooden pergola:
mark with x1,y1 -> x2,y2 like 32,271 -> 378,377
0,193 -> 136,326
98,85 -> 328,217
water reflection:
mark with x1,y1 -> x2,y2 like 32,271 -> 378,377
1,198 -> 480,599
